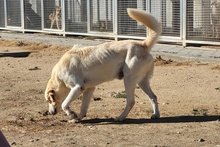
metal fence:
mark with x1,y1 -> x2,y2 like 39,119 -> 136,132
1,0 -> 220,46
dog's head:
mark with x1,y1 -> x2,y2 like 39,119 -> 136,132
45,76 -> 70,115
55,6 -> 61,18
211,1 -> 220,9
45,89 -> 57,115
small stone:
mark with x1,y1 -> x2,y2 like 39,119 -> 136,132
162,102 -> 169,105
93,97 -> 102,101
60,119 -> 68,122
195,138 -> 205,142
88,125 -> 93,129
29,66 -> 41,71
30,118 -> 34,121
19,116 -> 24,120
31,138 -> 39,142
42,111 -> 49,116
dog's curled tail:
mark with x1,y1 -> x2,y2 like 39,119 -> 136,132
127,8 -> 162,52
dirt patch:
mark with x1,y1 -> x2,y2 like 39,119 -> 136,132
211,65 -> 220,70
0,39 -> 219,147
0,39 -> 70,51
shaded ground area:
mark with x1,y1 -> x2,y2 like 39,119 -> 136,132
0,39 -> 219,147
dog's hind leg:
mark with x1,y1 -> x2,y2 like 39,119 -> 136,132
61,85 -> 83,121
56,19 -> 60,29
116,76 -> 136,122
138,78 -> 160,119
77,87 -> 95,121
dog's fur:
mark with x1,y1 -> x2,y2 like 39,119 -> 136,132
45,8 -> 162,122
211,1 -> 220,38
49,6 -> 61,29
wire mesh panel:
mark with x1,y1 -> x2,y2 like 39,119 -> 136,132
6,0 -> 22,27
0,0 -> 5,27
186,0 -> 220,42
65,0 -> 87,33
150,0 -> 180,37
2,0 -> 220,46
89,0 -> 113,33
118,0 -> 146,37
43,0 -> 62,30
24,0 -> 42,30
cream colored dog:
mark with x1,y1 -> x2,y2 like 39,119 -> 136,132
49,6 -> 61,29
211,1 -> 220,38
45,8 -> 162,122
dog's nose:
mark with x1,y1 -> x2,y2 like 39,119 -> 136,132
49,105 -> 57,115
49,108 -> 57,115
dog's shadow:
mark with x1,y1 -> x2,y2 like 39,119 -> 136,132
80,115 -> 220,125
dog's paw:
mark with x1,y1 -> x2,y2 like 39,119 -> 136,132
68,119 -> 81,123
69,111 -> 78,119
150,114 -> 160,119
114,117 -> 125,122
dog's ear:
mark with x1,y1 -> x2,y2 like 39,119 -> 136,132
211,1 -> 217,6
54,5 -> 61,10
217,2 -> 220,7
47,90 -> 56,105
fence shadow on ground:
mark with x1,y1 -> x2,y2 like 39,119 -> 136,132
0,52 -> 31,58
80,115 -> 220,125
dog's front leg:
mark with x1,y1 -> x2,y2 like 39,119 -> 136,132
61,85 -> 83,122
50,20 -> 54,29
78,87 -> 95,121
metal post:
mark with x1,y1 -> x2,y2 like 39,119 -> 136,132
61,0 -> 65,36
21,0 -> 24,32
87,0 -> 91,33
4,0 -> 7,27
146,0 -> 151,37
181,0 -> 186,47
146,0 -> 151,12
113,0 -> 118,40
41,0 -> 44,30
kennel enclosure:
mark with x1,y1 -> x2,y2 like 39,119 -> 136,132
1,0 -> 220,47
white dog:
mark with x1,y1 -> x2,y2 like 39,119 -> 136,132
45,8 -> 162,122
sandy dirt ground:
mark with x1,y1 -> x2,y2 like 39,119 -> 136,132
0,39 -> 220,147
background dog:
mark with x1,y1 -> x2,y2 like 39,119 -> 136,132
45,8 -> 162,123
211,1 -> 220,38
49,6 -> 61,29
